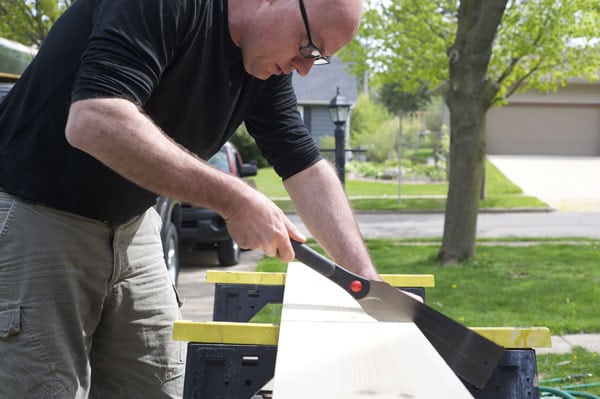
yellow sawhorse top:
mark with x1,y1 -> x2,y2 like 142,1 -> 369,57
206,270 -> 435,288
173,321 -> 552,349
198,271 -> 551,348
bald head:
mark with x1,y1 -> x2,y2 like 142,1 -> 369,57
305,0 -> 363,55
228,0 -> 363,79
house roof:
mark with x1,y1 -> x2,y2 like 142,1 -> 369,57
292,55 -> 359,105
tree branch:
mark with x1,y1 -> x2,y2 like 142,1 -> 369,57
503,58 -> 544,98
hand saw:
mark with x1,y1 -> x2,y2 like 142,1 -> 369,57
291,240 -> 504,389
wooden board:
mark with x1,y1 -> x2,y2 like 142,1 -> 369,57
272,262 -> 473,399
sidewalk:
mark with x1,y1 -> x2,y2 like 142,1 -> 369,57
536,334 -> 600,355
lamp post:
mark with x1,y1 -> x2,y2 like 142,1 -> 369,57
328,87 -> 350,186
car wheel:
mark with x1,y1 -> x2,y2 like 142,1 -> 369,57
163,222 -> 180,286
217,238 -> 240,266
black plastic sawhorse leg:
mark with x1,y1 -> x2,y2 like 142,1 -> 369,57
466,349 -> 539,398
183,344 -> 277,399
186,281 -> 540,399
212,283 -> 425,322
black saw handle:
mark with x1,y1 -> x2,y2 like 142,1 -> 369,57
291,240 -> 370,299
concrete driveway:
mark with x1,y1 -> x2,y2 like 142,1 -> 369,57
488,155 -> 600,212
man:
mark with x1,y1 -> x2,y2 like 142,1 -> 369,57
0,0 -> 375,397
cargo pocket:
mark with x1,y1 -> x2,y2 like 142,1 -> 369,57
0,301 -> 21,338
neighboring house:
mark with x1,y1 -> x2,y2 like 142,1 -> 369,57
486,78 -> 600,156
292,55 -> 359,147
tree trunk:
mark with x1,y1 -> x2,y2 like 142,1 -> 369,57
436,0 -> 507,265
438,96 -> 487,264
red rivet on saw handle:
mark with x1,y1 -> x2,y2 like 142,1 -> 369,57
350,280 -> 363,293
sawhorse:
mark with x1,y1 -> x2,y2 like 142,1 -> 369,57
174,270 -> 552,398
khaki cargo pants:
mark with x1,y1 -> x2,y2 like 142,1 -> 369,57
0,189 -> 185,398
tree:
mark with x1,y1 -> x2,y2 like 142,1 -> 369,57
341,0 -> 600,264
230,124 -> 269,168
378,82 -> 430,115
0,0 -> 75,47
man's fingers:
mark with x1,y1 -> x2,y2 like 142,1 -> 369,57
286,219 -> 306,244
263,247 -> 278,257
275,243 -> 294,263
225,196 -> 305,263
270,231 -> 293,262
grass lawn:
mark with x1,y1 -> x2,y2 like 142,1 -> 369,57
250,159 -> 599,394
537,347 -> 600,395
253,160 -> 548,211
252,239 -> 600,395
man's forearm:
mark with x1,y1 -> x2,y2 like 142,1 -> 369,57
284,160 -> 378,279
65,98 -> 249,217
65,97 -> 305,260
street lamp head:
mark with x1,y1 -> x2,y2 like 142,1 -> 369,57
328,87 -> 350,124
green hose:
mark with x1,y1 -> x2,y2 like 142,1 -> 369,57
564,391 -> 600,399
540,386 -> 578,398
540,386 -> 600,399
564,384 -> 600,391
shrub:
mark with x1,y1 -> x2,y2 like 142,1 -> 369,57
348,160 -> 446,182
229,124 -> 269,168
404,163 -> 447,182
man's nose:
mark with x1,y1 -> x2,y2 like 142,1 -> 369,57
293,57 -> 315,76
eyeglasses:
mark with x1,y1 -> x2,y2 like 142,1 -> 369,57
298,0 -> 330,65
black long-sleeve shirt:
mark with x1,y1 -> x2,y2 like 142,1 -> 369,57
0,0 -> 321,223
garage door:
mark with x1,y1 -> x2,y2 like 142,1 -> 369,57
486,103 -> 600,156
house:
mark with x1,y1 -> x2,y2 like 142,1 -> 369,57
292,55 -> 359,147
486,78 -> 600,156
294,55 -> 600,157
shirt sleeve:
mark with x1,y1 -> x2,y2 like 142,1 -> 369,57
244,74 -> 322,180
71,0 -> 196,106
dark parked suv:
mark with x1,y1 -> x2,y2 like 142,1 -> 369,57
180,142 -> 257,266
0,72 -> 18,97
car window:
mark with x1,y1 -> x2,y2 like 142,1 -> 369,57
0,83 -> 14,100
208,148 -> 230,173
